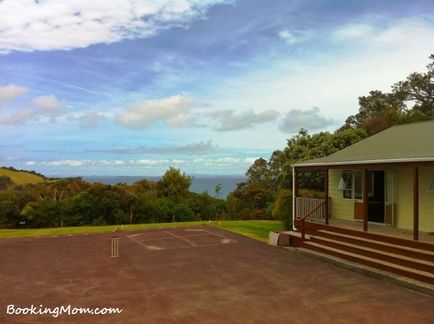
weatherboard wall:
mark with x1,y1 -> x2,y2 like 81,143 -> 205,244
328,167 -> 434,233
329,169 -> 354,220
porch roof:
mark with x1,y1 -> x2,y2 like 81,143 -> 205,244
293,120 -> 434,168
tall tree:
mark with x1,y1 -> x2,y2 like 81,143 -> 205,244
393,54 -> 434,118
157,167 -> 192,221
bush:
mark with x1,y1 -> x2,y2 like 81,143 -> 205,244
272,189 -> 292,230
174,203 -> 198,222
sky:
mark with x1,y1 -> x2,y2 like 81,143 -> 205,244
1,0 -> 434,176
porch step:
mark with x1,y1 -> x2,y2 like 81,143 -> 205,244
316,230 -> 434,262
301,241 -> 434,284
294,219 -> 434,252
309,235 -> 434,274
295,247 -> 434,296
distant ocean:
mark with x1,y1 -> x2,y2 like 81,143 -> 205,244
83,175 -> 247,198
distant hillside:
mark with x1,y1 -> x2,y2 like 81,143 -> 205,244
0,167 -> 45,185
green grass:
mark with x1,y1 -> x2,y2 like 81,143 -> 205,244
0,222 -> 209,239
0,168 -> 44,185
213,220 -> 284,241
0,220 -> 283,241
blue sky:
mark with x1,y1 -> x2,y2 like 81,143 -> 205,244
1,0 -> 434,176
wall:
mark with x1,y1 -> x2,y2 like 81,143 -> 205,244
388,167 -> 434,233
419,167 -> 434,233
329,169 -> 354,220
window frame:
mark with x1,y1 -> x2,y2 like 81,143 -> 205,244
341,170 -> 363,201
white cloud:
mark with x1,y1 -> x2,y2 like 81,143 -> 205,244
32,95 -> 66,120
94,140 -> 215,155
0,0 -> 229,53
244,157 -> 259,164
332,23 -> 375,40
24,161 -> 36,166
42,160 -> 92,167
278,29 -> 311,45
0,84 -> 27,104
0,108 -> 34,125
192,157 -> 251,166
211,17 -> 434,140
101,160 -> 125,166
116,95 -> 202,128
134,159 -> 168,166
172,159 -> 185,164
69,111 -> 107,127
212,109 -> 280,131
279,107 -> 336,133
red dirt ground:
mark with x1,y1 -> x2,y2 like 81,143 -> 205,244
0,225 -> 433,323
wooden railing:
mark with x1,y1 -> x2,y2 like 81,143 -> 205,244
295,197 -> 327,222
295,197 -> 327,241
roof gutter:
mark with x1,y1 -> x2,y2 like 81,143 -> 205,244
292,156 -> 434,168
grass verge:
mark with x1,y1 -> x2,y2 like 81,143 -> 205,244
0,220 -> 283,241
212,220 -> 283,242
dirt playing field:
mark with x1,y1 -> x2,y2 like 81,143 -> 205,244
0,225 -> 433,323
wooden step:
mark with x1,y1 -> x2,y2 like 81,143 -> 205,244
302,241 -> 434,284
316,230 -> 434,262
309,235 -> 434,274
293,220 -> 434,252
295,247 -> 434,296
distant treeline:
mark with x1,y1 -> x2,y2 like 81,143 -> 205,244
0,167 -> 227,228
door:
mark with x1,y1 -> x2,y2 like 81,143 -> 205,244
368,170 -> 385,223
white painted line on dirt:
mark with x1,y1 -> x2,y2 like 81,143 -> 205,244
164,231 -> 197,247
201,229 -> 238,243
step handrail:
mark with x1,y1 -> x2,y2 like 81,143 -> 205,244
300,201 -> 326,241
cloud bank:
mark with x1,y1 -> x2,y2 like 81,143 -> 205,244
0,84 -> 27,104
279,107 -> 336,133
96,140 -> 215,155
213,109 -> 280,131
0,0 -> 230,53
115,95 -> 202,128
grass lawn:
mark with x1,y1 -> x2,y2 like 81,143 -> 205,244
0,220 -> 284,241
213,220 -> 284,241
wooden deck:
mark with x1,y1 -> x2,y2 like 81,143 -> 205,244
328,218 -> 434,244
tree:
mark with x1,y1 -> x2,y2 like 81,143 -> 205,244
272,189 -> 292,229
157,167 -> 192,222
214,183 -> 222,199
344,90 -> 406,135
0,176 -> 14,190
246,158 -> 270,186
0,191 -> 21,227
343,54 -> 434,135
393,54 -> 434,118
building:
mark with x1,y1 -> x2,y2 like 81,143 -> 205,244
290,121 -> 434,285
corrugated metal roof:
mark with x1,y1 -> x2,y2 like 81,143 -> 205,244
293,120 -> 434,167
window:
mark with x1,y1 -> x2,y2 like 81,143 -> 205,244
341,171 -> 352,199
339,170 -> 362,200
427,179 -> 434,192
354,171 -> 362,199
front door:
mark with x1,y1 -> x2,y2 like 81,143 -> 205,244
368,170 -> 385,223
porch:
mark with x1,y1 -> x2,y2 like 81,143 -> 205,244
328,218 -> 434,244
293,162 -> 434,242
294,196 -> 434,244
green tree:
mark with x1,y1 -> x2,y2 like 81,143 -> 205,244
0,176 -> 14,190
214,183 -> 222,199
394,54 -> 434,118
157,167 -> 192,222
272,189 -> 292,230
246,158 -> 270,186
